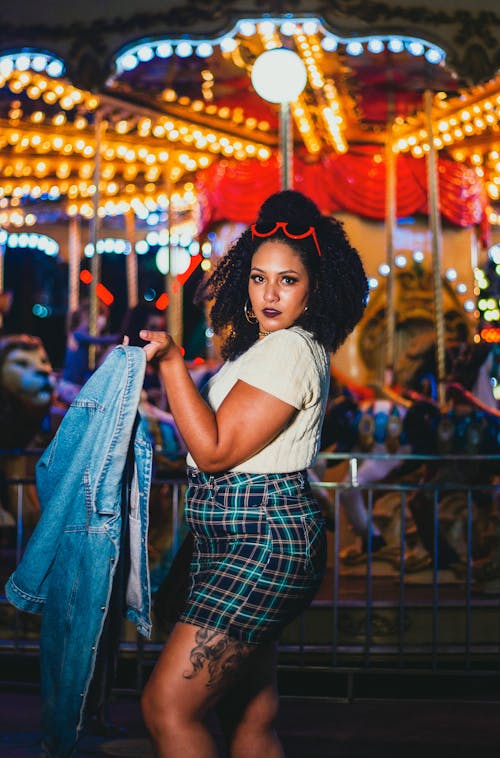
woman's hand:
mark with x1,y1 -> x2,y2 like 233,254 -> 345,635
140,330 -> 177,365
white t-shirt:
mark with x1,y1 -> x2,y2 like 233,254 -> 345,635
186,326 -> 330,473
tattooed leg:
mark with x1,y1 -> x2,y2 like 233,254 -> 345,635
184,627 -> 254,688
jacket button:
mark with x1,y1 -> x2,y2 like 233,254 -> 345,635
100,606 -> 106,611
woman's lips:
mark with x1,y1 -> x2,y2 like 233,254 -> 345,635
262,309 -> 281,317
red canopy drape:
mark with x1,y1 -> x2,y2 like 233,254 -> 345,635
196,148 -> 487,233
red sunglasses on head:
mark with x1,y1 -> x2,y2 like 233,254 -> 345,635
250,221 -> 322,257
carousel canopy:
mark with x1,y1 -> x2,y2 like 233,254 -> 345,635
0,1 -> 499,234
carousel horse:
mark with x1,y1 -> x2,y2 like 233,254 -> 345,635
323,339 -> 499,576
320,387 -> 426,565
403,376 -> 500,577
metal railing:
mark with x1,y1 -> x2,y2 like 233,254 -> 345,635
1,451 -> 499,695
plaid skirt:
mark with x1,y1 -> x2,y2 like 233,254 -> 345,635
178,468 -> 327,644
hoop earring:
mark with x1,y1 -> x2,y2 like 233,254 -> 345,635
244,299 -> 258,324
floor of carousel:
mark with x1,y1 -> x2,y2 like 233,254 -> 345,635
2,685 -> 500,758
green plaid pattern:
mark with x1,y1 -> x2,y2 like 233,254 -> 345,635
179,468 -> 326,643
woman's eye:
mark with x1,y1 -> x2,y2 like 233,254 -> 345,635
283,277 -> 298,285
250,274 -> 264,282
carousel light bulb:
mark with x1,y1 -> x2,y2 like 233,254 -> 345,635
137,45 -> 154,62
302,20 -> 319,35
30,55 -> 47,72
16,55 -> 31,71
367,39 -> 384,54
251,48 -> 307,104
407,41 -> 424,56
238,21 -> 256,37
425,47 -> 443,64
257,21 -> 276,37
0,58 -> 14,76
346,41 -> 363,56
280,21 -> 297,36
156,42 -> 173,58
46,59 -> 64,77
387,38 -> 404,53
176,42 -> 193,58
196,43 -> 213,58
220,37 -> 237,53
321,36 -> 338,52
121,53 -> 138,71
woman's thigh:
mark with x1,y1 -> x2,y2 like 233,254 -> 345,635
143,622 -> 256,719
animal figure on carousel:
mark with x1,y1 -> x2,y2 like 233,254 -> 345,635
320,379 -> 421,565
0,334 -> 55,536
322,366 -> 499,578
401,337 -> 500,582
322,257 -> 500,580
0,334 -> 55,449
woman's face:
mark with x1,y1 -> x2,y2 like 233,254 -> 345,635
248,240 -> 310,334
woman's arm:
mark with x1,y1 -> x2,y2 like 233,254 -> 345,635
140,330 -> 296,472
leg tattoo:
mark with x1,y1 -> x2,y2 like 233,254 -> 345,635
184,628 -> 253,688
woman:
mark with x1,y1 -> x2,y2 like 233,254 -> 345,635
140,190 -> 368,757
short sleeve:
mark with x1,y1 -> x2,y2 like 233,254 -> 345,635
236,329 -> 319,409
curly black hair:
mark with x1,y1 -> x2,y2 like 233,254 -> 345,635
204,190 -> 368,360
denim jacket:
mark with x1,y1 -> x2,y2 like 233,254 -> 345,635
5,345 -> 153,757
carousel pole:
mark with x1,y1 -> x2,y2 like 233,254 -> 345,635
251,48 -> 307,192
88,110 -> 104,370
280,101 -> 293,190
385,89 -> 397,386
125,210 -> 139,310
423,90 -> 447,407
0,232 -> 5,331
164,167 -> 183,345
67,216 -> 81,327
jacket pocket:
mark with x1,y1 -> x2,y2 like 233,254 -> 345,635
40,400 -> 104,470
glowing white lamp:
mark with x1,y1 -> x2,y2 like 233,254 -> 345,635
251,48 -> 307,189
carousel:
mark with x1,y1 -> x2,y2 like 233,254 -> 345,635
0,7 -> 498,390
0,0 -> 500,686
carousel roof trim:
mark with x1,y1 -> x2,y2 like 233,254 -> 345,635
112,18 -> 447,78
0,50 -> 66,79
0,6 -> 499,230
1,0 -> 499,86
